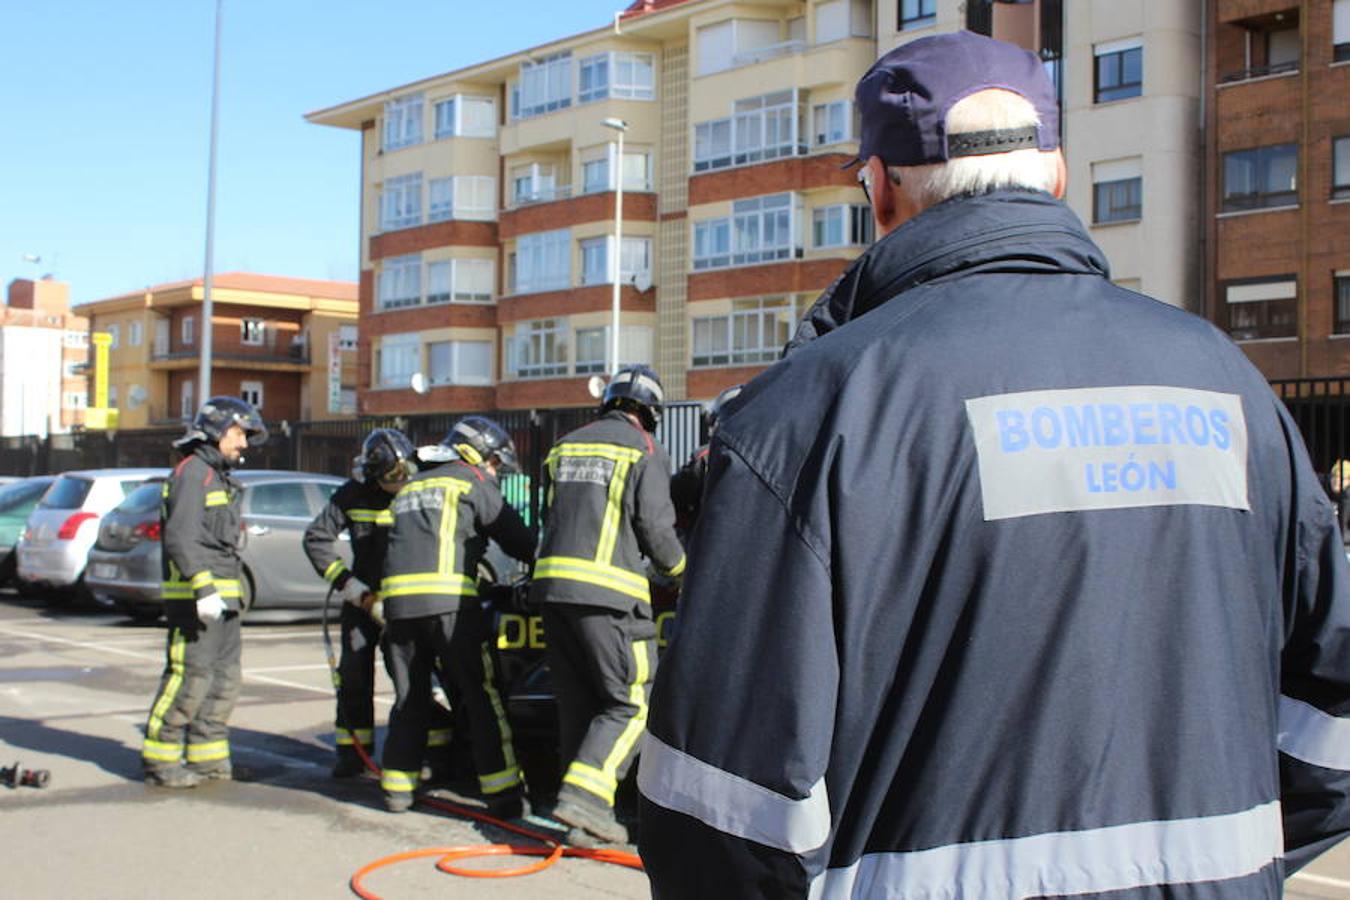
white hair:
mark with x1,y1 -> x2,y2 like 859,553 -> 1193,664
890,88 -> 1061,210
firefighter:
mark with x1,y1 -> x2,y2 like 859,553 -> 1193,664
670,383 -> 742,534
142,396 -> 266,788
531,365 -> 685,844
378,416 -> 535,815
638,33 -> 1350,897
302,427 -> 419,778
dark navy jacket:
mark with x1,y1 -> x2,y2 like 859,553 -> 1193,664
638,191 -> 1350,898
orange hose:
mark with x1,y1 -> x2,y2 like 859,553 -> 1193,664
347,738 -> 644,898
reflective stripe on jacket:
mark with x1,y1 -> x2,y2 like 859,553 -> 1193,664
302,479 -> 393,590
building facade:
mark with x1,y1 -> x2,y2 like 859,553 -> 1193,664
308,0 -> 1211,413
75,273 -> 359,427
1205,0 -> 1350,379
0,278 -> 90,437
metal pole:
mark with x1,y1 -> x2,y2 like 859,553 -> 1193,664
609,129 -> 624,374
198,0 -> 223,404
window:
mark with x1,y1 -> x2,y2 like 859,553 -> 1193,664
378,255 -> 423,309
182,315 -> 194,346
1224,278 -> 1296,341
695,195 -> 798,269
382,93 -> 424,151
1337,0 -> 1350,62
240,380 -> 263,410
248,482 -> 313,518
1267,26 -> 1300,68
573,325 -> 653,374
812,205 -> 873,247
1095,39 -> 1142,103
812,101 -> 854,146
1335,274 -> 1350,335
899,0 -> 936,31
508,319 -> 568,378
816,0 -> 871,43
692,297 -> 795,366
1334,136 -> 1350,200
434,95 -> 496,138
694,119 -> 733,171
694,90 -> 803,173
429,177 -> 454,222
378,333 -> 421,387
579,52 -> 655,103
434,97 -> 456,139
338,325 -> 358,351
241,318 -> 265,346
514,230 -> 571,294
583,159 -> 609,194
427,340 -> 492,386
580,237 -> 653,285
454,175 -> 496,220
106,324 -> 120,349
697,19 -> 781,75
693,219 -> 732,270
518,52 -> 572,118
180,379 -> 195,419
1092,158 -> 1143,224
512,163 -> 557,205
697,21 -> 736,75
107,385 -> 118,407
64,392 -> 87,409
380,172 -> 423,230
1222,144 -> 1298,212
64,331 -> 88,348
623,152 -> 651,191
427,258 -> 494,304
128,321 -> 143,346
580,238 -> 608,286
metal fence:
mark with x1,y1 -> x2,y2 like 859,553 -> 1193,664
1270,378 -> 1350,475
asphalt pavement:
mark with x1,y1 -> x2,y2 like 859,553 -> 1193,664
0,591 -> 1346,899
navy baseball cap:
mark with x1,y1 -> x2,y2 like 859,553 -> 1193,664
849,30 -> 1059,168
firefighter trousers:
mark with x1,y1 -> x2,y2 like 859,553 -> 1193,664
380,609 -> 520,800
142,613 -> 242,774
543,602 -> 657,810
334,603 -> 456,758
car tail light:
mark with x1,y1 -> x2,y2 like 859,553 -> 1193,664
57,512 -> 98,540
21,527 -> 32,541
133,521 -> 162,542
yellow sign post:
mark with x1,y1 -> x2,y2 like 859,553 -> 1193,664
84,331 -> 119,430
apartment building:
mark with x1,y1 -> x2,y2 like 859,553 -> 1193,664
75,273 -> 359,427
1205,0 -> 1350,379
0,278 -> 89,437
309,0 -> 1207,411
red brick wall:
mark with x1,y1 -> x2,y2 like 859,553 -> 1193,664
495,377 -> 596,409
686,365 -> 767,400
360,385 -> 496,415
688,154 -> 856,206
688,259 -> 847,302
497,285 -> 654,323
369,221 -> 497,261
363,304 -> 497,337
358,270 -> 374,397
499,192 -> 658,241
168,369 -> 302,421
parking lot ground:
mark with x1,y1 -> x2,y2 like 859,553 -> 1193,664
0,593 -> 648,899
1,593 -> 1346,899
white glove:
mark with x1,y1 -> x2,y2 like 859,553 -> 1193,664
196,592 -> 227,623
337,577 -> 370,606
368,598 -> 385,627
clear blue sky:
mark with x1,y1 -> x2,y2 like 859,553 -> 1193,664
0,0 -> 628,306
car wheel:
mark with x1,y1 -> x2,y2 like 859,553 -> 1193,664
238,568 -> 255,616
0,551 -> 15,587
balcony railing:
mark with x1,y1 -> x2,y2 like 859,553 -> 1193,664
1219,60 -> 1299,84
508,184 -> 573,210
151,343 -> 311,366
731,39 -> 806,68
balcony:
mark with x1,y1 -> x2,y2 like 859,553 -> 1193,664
1219,59 -> 1299,84
149,341 -> 311,371
730,39 -> 806,69
508,183 -> 574,210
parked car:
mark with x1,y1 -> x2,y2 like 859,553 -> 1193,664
86,470 -> 345,619
16,469 -> 166,601
0,476 -> 56,584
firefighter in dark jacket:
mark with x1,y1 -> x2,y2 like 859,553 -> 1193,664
378,416 -> 535,815
142,397 -> 266,788
303,428 -> 418,778
531,365 -> 686,844
669,384 -> 742,534
639,33 -> 1350,898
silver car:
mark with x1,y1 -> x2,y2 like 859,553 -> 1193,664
16,468 -> 167,601
86,470 -> 346,620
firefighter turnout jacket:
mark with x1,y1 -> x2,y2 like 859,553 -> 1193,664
638,190 -> 1350,898
531,411 -> 685,611
303,479 -> 392,591
380,459 -> 534,619
161,443 -> 244,626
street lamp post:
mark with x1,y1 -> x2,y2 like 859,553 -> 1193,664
601,118 -> 629,375
198,0 -> 223,404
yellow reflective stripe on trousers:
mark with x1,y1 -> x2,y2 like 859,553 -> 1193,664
141,738 -> 185,763
594,459 -> 632,566
146,628 -> 187,740
603,639 -> 651,775
534,556 -> 650,602
381,769 -> 418,793
336,728 -> 374,747
480,765 -> 522,795
323,559 -> 347,583
186,740 -> 230,762
205,490 -> 229,507
563,761 -> 620,805
426,728 -> 451,748
478,642 -> 518,791
348,508 -> 394,525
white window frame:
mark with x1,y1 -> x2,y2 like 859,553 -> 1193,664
180,379 -> 195,419
428,177 -> 454,222
514,229 -> 571,294
65,392 -> 88,409
691,297 -> 795,367
338,325 -> 358,351
377,333 -> 421,388
508,319 -> 568,379
812,100 -> 854,146
64,331 -> 89,348
380,172 -> 423,231
694,89 -> 804,173
580,52 -> 655,102
812,204 -> 873,248
580,237 -> 609,286
106,324 -> 120,349
454,175 -> 496,220
240,380 -> 264,410
434,94 -> 496,139
182,315 -> 194,346
378,254 -> 423,310
427,339 -> 493,386
128,320 -> 143,346
427,258 -> 494,304
512,163 -> 558,206
241,318 -> 266,347
518,52 -> 572,119
382,93 -> 424,151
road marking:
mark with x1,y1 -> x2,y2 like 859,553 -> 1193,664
1290,872 -> 1350,891
245,664 -> 331,673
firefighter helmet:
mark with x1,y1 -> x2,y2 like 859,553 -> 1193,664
175,396 -> 268,449
602,365 -> 664,432
704,384 -> 744,437
355,428 -> 416,484
442,416 -> 520,474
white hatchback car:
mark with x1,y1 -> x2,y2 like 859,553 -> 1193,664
16,468 -> 166,601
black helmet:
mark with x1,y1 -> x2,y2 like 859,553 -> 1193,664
355,428 -> 416,484
175,396 -> 267,449
704,384 -> 744,437
602,365 -> 664,432
442,416 -> 519,474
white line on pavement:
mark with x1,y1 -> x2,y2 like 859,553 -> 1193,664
245,664 -> 331,673
1290,872 -> 1350,891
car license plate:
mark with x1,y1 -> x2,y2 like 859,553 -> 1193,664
91,563 -> 119,580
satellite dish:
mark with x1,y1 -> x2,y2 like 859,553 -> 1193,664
587,375 -> 607,400
632,271 -> 653,294
409,372 -> 429,395
127,385 -> 148,410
